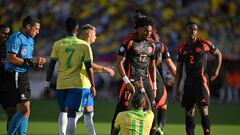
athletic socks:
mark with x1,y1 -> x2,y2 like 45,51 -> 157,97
66,117 -> 76,135
185,115 -> 195,135
75,112 -> 83,124
58,112 -> 68,135
7,112 -> 25,135
157,109 -> 167,129
17,116 -> 28,135
84,112 -> 96,135
201,115 -> 211,135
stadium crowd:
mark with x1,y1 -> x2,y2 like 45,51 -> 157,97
0,0 -> 240,101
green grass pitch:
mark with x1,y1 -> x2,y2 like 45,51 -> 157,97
0,99 -> 240,135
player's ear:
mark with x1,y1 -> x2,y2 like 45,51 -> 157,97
26,24 -> 31,30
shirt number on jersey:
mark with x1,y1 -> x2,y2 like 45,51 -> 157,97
65,48 -> 75,68
131,119 -> 143,134
190,55 -> 194,64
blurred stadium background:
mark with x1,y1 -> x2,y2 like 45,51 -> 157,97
0,0 -> 240,134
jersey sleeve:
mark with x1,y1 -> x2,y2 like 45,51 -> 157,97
208,43 -> 217,54
114,112 -> 123,129
177,45 -> 184,62
7,35 -> 21,54
150,41 -> 157,60
83,44 -> 93,62
145,110 -> 154,122
199,38 -> 217,54
117,44 -> 127,57
162,43 -> 171,60
50,42 -> 58,60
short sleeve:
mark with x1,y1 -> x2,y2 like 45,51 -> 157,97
117,44 -> 127,57
114,113 -> 122,129
177,46 -> 184,62
83,44 -> 93,62
7,35 -> 21,54
199,38 -> 217,54
50,43 -> 59,60
209,44 -> 217,54
145,110 -> 154,122
162,43 -> 171,59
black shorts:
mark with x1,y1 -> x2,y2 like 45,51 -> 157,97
155,70 -> 167,109
181,82 -> 210,109
0,71 -> 17,109
6,71 -> 31,103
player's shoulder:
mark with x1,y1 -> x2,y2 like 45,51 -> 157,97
197,38 -> 212,45
122,31 -> 138,45
8,32 -> 21,40
177,40 -> 186,53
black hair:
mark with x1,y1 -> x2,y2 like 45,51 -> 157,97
65,17 -> 79,33
134,8 -> 148,19
131,92 -> 145,109
135,17 -> 153,29
81,24 -> 95,31
22,16 -> 40,28
186,21 -> 198,27
0,24 -> 9,29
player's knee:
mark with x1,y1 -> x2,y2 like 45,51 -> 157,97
68,108 -> 77,117
185,108 -> 195,117
84,112 -> 94,127
199,106 -> 208,116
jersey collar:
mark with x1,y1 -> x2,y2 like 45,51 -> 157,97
66,35 -> 77,38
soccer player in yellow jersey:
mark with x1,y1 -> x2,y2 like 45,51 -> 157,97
45,17 -> 95,135
74,24 -> 115,135
112,80 -> 154,135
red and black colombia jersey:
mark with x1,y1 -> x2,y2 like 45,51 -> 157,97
177,38 -> 217,84
118,32 -> 156,81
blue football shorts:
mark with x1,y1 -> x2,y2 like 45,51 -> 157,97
57,88 -> 82,111
81,88 -> 94,110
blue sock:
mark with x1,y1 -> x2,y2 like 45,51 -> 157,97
17,117 -> 28,135
7,112 -> 24,135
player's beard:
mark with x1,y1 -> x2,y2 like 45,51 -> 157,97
189,35 -> 196,42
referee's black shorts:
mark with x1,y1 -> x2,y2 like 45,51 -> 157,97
5,70 -> 31,103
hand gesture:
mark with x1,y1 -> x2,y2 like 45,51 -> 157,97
33,57 -> 46,70
126,83 -> 135,93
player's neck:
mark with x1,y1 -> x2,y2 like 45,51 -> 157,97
187,37 -> 197,44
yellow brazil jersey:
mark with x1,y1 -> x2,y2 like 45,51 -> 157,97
114,110 -> 154,135
79,42 -> 93,88
50,36 -> 92,89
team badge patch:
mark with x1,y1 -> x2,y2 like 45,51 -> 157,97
195,47 -> 201,53
21,49 -> 27,55
211,44 -> 216,49
119,46 -> 125,52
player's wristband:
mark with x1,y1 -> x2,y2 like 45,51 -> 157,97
140,88 -> 145,93
153,81 -> 157,90
45,81 -> 51,87
23,58 -> 34,67
122,76 -> 130,84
